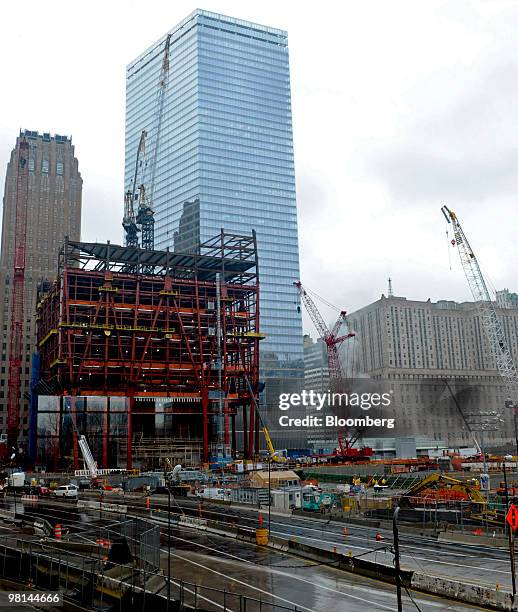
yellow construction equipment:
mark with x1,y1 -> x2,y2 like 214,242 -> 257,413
243,374 -> 286,462
399,473 -> 498,524
262,425 -> 286,463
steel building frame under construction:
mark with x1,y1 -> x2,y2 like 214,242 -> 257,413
35,231 -> 262,468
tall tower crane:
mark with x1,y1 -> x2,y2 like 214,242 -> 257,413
123,33 -> 172,251
7,138 -> 30,446
442,205 -> 518,452
294,281 -> 354,384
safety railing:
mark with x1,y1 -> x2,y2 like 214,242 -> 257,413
0,537 -> 301,612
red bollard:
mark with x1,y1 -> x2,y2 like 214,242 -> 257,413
259,513 -> 263,527
146,496 -> 150,509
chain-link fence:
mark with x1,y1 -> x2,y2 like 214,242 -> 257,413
120,516 -> 161,571
79,515 -> 161,572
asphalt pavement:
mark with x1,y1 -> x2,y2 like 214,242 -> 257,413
148,494 -> 515,592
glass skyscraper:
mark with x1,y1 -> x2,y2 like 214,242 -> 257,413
125,9 -> 303,381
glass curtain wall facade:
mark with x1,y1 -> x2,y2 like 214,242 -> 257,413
126,10 -> 304,387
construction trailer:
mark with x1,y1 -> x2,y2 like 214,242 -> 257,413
34,231 -> 262,470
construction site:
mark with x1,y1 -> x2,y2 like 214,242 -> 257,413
3,9 -> 518,611
33,232 -> 262,470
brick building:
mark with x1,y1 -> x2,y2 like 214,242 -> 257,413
0,130 -> 82,441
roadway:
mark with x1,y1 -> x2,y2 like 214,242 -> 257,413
145,494 -> 515,592
156,520 -> 485,611
1,496 -> 487,611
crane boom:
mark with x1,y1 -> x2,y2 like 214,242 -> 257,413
78,435 -> 98,478
294,281 -> 354,381
442,206 -> 518,401
243,375 -> 286,462
145,33 -> 171,204
295,282 -> 332,340
7,138 -> 30,445
135,33 -> 172,251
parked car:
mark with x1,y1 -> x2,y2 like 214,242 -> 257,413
33,485 -> 51,496
54,484 -> 78,498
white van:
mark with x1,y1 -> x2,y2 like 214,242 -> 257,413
54,484 -> 78,498
198,487 -> 231,501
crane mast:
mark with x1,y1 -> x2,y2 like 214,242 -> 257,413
122,132 -> 145,247
137,33 -> 171,251
293,281 -> 354,382
7,138 -> 30,446
442,205 -> 518,449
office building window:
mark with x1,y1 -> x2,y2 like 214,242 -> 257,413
42,159 -> 49,174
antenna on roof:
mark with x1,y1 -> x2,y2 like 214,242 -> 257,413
388,278 -> 393,297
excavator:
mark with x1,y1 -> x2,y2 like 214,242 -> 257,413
398,473 -> 499,524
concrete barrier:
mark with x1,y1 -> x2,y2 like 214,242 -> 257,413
179,515 -> 207,529
21,494 -> 38,503
77,500 -> 127,514
0,508 -> 15,521
438,530 -> 507,549
411,572 -> 514,611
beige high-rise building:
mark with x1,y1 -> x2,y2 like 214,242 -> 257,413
0,130 -> 82,440
347,293 -> 518,450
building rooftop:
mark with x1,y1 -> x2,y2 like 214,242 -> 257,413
59,230 -> 258,284
249,470 -> 300,484
351,292 -> 518,315
128,9 -> 287,73
20,129 -> 71,143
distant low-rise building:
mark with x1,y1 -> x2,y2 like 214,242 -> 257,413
248,469 -> 300,489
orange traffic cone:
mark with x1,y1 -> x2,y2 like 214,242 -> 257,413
375,532 -> 384,541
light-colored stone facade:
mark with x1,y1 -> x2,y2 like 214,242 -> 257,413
347,294 -> 518,450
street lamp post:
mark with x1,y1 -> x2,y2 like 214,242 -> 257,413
166,488 -> 171,611
268,453 -> 271,535
503,462 -> 517,602
266,450 -> 282,534
393,506 -> 403,612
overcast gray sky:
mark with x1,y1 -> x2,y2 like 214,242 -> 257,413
1,0 -> 517,333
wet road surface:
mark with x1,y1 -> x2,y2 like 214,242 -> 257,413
156,523 -> 486,611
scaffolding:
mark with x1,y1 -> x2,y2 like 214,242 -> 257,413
36,231 -> 262,467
